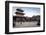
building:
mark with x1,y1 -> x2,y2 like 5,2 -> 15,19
15,8 -> 25,17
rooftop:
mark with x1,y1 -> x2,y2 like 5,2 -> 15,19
15,12 -> 25,15
16,8 -> 24,12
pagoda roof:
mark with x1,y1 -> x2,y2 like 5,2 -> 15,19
16,9 -> 24,12
15,12 -> 25,15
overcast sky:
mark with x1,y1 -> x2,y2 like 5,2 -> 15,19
12,7 -> 40,17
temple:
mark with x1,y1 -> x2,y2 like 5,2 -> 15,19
15,8 -> 25,17
13,8 -> 40,27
